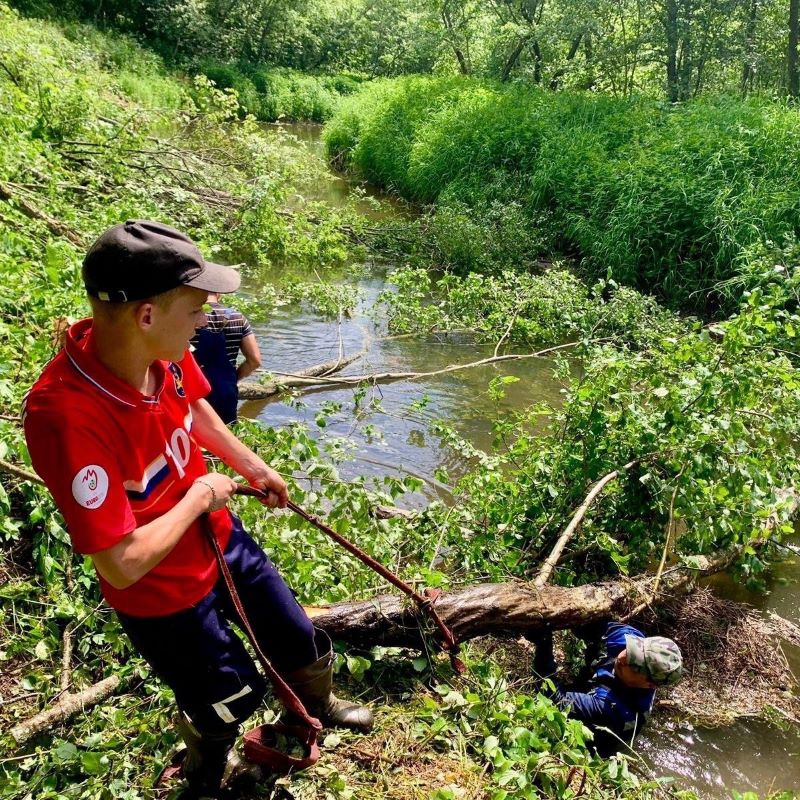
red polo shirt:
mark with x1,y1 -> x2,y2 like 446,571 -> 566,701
23,318 -> 234,617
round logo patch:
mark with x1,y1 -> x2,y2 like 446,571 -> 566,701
71,465 -> 109,509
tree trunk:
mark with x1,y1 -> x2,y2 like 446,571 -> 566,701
740,0 -> 759,95
549,33 -> 583,90
531,40 -> 543,84
789,0 -> 799,97
501,36 -> 532,82
679,0 -> 693,100
307,549 -> 739,650
583,32 -> 595,90
442,5 -> 471,75
666,0 -> 680,101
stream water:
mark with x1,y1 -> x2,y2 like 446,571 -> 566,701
241,124 -> 800,798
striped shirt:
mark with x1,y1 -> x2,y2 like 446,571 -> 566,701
191,302 -> 253,368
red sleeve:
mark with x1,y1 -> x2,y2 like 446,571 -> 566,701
179,350 -> 210,402
24,414 -> 136,555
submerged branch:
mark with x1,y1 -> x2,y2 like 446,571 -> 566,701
238,350 -> 366,399
244,341 -> 584,395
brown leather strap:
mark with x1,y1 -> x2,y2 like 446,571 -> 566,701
203,517 -> 322,739
235,486 -> 465,673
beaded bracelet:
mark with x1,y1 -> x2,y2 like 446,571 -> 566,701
193,478 -> 219,512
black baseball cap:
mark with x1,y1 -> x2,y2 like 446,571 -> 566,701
82,220 -> 241,302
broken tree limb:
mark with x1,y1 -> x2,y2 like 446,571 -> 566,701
238,350 -> 366,399
59,622 -> 75,694
533,460 -> 638,589
0,182 -> 85,248
8,675 -> 124,746
307,546 -> 751,651
0,457 -> 41,485
243,341 -> 587,394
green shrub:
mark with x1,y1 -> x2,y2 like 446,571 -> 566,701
198,61 -> 261,116
197,64 -> 362,122
326,77 -> 800,313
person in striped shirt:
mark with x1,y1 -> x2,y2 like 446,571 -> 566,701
192,292 -> 262,424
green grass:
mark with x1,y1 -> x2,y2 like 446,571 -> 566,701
197,63 -> 366,122
326,77 -> 800,313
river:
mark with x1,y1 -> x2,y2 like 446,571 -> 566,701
241,123 -> 800,798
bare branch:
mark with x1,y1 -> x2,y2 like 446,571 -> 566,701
533,460 -> 638,589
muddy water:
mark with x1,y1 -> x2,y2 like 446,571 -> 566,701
638,546 -> 800,797
243,124 -> 800,798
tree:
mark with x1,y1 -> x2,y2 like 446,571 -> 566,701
789,0 -> 799,96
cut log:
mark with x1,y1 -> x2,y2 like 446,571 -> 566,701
309,549 -> 742,651
238,350 -> 366,399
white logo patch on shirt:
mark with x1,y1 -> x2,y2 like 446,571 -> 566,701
72,465 -> 109,509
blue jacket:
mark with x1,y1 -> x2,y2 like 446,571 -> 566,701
535,622 -> 656,756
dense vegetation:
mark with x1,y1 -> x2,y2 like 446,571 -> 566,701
194,65 -> 364,122
1,2 -> 799,799
0,7 -> 696,799
327,76 -> 800,313
12,0 -> 800,99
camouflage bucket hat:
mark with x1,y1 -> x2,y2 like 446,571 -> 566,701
624,635 -> 683,686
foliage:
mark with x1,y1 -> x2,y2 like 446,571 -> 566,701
195,64 -> 364,122
11,0 -> 800,100
327,77 -> 800,314
378,267 -> 682,349
0,5 -> 797,799
391,255 -> 800,588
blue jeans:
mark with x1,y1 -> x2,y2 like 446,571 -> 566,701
118,517 -> 317,735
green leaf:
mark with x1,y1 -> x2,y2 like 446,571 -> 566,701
323,732 -> 342,748
80,751 -> 109,775
53,742 -> 78,763
34,639 -> 51,660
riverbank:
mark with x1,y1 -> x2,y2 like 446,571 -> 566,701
326,76 -> 800,315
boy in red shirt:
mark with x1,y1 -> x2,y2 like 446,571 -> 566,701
23,220 -> 372,797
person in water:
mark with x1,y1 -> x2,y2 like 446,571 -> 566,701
23,220 -> 372,798
534,621 -> 683,756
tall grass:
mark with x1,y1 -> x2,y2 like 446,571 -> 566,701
325,77 -> 800,312
197,63 -> 364,122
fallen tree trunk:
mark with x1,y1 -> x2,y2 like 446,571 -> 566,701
305,548 -> 740,650
0,182 -> 85,248
238,350 -> 366,399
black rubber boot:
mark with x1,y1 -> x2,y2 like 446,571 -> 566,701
175,713 -> 262,798
284,629 -> 374,733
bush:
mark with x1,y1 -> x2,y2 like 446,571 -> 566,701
197,61 -> 261,117
325,77 -> 800,313
196,63 -> 364,122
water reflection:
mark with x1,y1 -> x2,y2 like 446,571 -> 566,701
640,717 -> 800,797
241,275 -> 569,506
